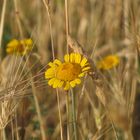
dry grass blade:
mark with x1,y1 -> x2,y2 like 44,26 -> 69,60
0,0 -> 7,60
68,35 -> 105,95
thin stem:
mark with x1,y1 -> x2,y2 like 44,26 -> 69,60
65,0 -> 69,54
71,89 -> 78,140
2,129 -> 6,140
13,0 -> 24,38
41,2 -> 65,140
56,89 -> 64,140
30,73 -> 47,140
11,120 -> 14,140
15,113 -> 20,140
25,56 -> 47,140
42,1 -> 65,140
66,92 -> 70,140
42,0 -> 55,60
0,0 -> 7,60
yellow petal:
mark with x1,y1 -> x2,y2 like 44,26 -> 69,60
70,81 -> 76,87
64,54 -> 70,62
75,53 -> 81,64
70,53 -> 75,63
84,62 -> 89,67
6,47 -> 13,53
82,66 -> 90,72
78,72 -> 85,77
53,79 -> 61,88
74,78 -> 81,84
54,59 -> 62,65
20,38 -> 33,46
64,82 -> 70,90
45,72 -> 54,78
48,78 -> 56,86
25,39 -> 33,45
80,57 -> 88,67
48,62 -> 54,67
7,39 -> 19,47
58,81 -> 64,88
45,68 -> 55,79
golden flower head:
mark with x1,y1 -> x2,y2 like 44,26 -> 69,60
97,55 -> 119,70
45,53 -> 90,90
6,38 -> 33,55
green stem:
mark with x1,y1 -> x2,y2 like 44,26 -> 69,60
56,89 -> 64,140
71,89 -> 78,140
66,92 -> 70,140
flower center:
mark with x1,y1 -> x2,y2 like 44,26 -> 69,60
17,45 -> 25,53
56,63 -> 81,81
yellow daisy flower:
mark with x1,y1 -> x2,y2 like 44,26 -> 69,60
6,38 -> 33,55
97,55 -> 119,70
45,53 -> 90,90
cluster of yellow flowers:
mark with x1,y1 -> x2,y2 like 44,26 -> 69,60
6,38 -> 33,55
6,39 -> 120,91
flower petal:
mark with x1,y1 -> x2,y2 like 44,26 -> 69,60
7,39 -> 19,47
70,53 -> 75,63
48,62 -> 54,67
53,79 -> 61,88
80,57 -> 88,67
64,82 -> 70,90
6,39 -> 20,54
74,78 -> 81,84
45,68 -> 55,79
20,38 -> 33,45
64,54 -> 70,62
70,80 -> 76,87
58,81 -> 64,88
82,66 -> 90,72
78,72 -> 85,77
24,39 -> 33,46
48,78 -> 56,86
45,73 -> 54,78
75,53 -> 81,64
54,59 -> 62,65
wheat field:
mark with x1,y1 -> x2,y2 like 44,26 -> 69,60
0,0 -> 140,140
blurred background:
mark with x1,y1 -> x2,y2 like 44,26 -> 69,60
0,0 -> 140,140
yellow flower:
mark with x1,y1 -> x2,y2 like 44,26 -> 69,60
6,38 -> 33,55
45,53 -> 90,90
97,55 -> 119,70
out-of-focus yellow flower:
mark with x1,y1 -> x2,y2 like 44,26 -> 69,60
6,38 -> 33,55
97,55 -> 119,70
45,53 -> 90,90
